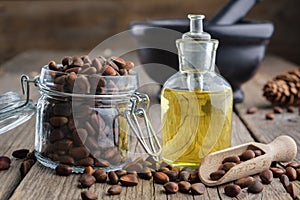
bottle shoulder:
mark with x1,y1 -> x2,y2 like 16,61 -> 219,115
163,71 -> 232,92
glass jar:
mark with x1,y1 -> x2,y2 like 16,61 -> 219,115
161,15 -> 233,167
34,65 -> 142,172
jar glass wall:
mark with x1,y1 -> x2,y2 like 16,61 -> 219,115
35,66 -> 138,172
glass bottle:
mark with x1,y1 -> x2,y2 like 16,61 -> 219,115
161,14 -> 233,167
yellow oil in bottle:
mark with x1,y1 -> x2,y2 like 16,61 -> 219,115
161,88 -> 233,167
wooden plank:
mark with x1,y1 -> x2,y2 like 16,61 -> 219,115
0,117 -> 35,200
8,113 -> 258,200
234,55 -> 300,199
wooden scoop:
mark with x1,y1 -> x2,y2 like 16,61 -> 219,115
199,135 -> 297,186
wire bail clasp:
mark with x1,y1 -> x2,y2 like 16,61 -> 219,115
125,92 -> 161,158
0,74 -> 37,134
20,75 -> 31,108
19,75 -> 38,108
0,75 -> 36,114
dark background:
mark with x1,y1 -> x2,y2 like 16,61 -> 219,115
0,0 -> 299,65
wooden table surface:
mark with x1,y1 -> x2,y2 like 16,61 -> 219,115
0,51 -> 299,200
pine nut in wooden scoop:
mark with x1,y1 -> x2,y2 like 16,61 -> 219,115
199,135 -> 297,186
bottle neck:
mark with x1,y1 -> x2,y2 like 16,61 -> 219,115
176,39 -> 218,73
190,16 -> 203,34
183,15 -> 211,40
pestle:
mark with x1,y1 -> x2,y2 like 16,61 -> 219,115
209,0 -> 261,25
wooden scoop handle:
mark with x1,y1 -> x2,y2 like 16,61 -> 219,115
268,135 -> 297,162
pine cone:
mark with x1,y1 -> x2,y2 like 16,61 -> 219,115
263,68 -> 300,105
